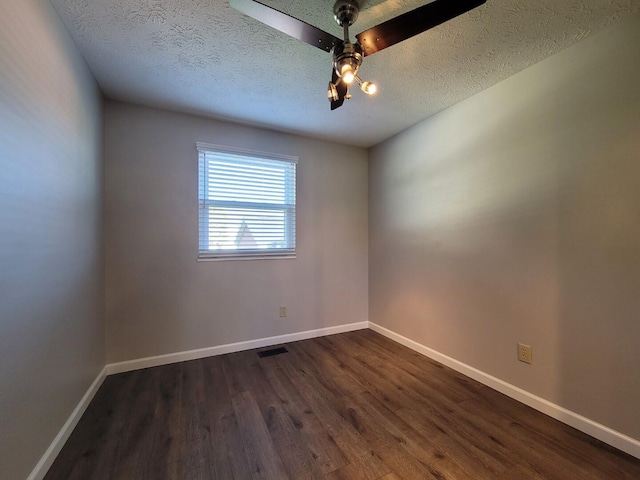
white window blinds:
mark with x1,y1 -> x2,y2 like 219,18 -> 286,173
197,143 -> 297,259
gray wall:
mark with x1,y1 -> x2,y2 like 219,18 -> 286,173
104,101 -> 368,362
369,12 -> 640,440
0,1 -> 104,479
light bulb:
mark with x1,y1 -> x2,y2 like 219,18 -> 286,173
361,81 -> 377,95
327,82 -> 338,101
341,65 -> 355,84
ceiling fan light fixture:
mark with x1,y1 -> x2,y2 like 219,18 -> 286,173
327,81 -> 339,101
340,64 -> 356,84
361,81 -> 377,95
333,40 -> 363,86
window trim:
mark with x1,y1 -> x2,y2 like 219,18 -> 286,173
196,142 -> 298,261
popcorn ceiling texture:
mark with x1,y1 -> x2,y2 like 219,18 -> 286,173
51,0 -> 640,147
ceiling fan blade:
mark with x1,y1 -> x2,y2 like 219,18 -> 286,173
230,0 -> 341,53
330,69 -> 347,110
356,0 -> 486,56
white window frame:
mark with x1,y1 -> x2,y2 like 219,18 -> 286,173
197,143 -> 297,261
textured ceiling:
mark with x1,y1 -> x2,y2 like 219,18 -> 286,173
51,0 -> 640,147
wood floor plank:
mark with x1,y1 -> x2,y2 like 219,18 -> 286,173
274,354 -> 378,461
495,464 -> 548,480
231,390 -> 289,479
322,341 -> 515,477
326,394 -> 434,480
45,330 -> 640,480
396,403 -> 515,477
202,355 -> 252,480
110,367 -> 172,477
378,473 -> 404,480
285,340 -> 359,400
323,450 -> 391,480
455,397 -> 623,480
273,346 -> 393,478
340,331 -> 480,404
335,332 -> 549,478
466,385 -> 640,480
176,360 -> 215,479
261,363 -> 351,475
352,391 -> 479,480
227,350 -> 326,479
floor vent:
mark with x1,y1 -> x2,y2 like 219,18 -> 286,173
257,346 -> 288,358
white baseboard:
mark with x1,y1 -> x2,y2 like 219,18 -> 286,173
105,321 -> 369,375
27,366 -> 108,480
369,322 -> 640,460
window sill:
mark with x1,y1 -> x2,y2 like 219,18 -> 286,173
197,253 -> 296,262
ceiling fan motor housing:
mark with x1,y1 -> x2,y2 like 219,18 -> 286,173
333,0 -> 359,26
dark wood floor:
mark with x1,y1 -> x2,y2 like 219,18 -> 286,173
45,330 -> 640,479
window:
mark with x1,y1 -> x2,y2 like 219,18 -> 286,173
197,143 -> 297,260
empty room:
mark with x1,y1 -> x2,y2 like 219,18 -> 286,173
2,0 -> 640,478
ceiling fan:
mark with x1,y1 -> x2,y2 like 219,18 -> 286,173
230,0 -> 487,110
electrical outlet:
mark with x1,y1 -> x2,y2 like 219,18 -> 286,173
518,343 -> 533,364
279,306 -> 287,317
